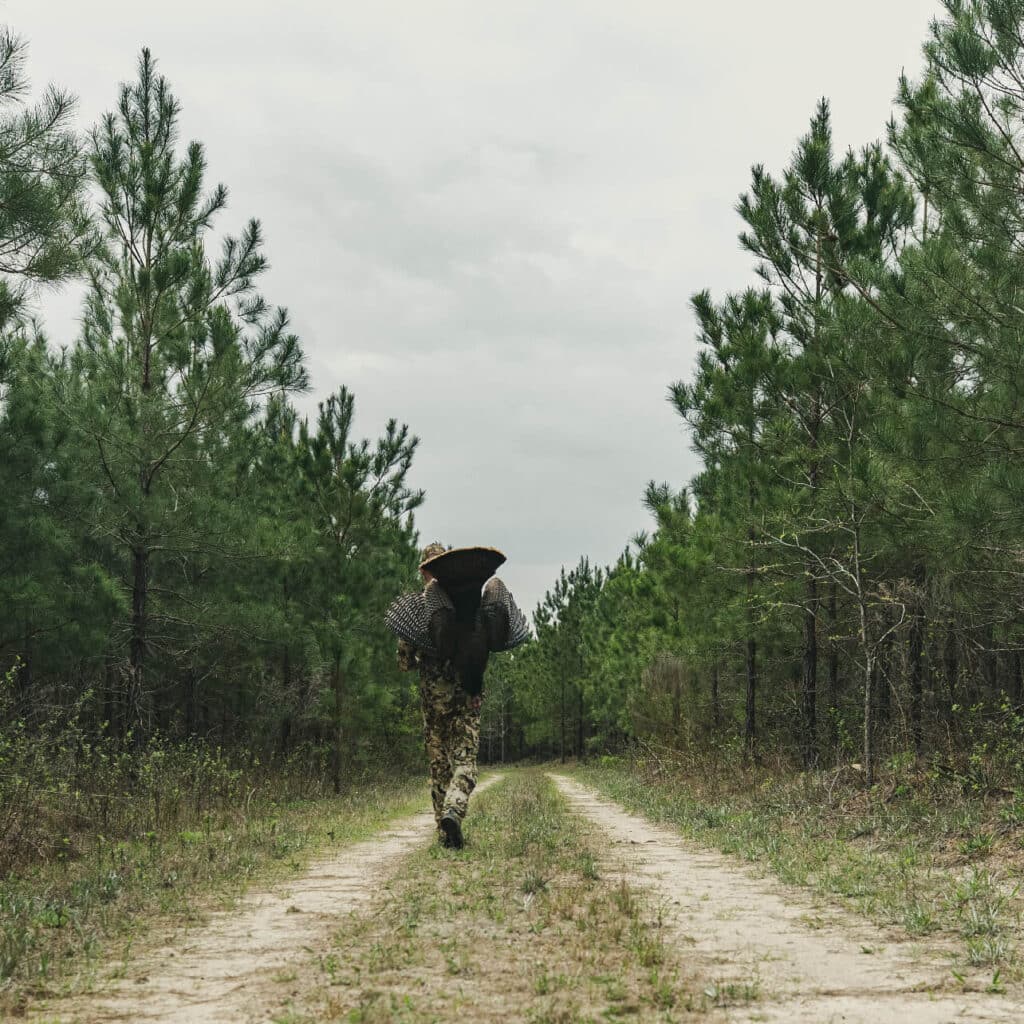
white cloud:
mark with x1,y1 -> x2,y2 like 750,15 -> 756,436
11,0 -> 939,610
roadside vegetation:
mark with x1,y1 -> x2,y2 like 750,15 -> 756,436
0,720 -> 424,1018
474,19 -> 1024,990
1,36 -> 426,847
580,751 -> 1024,983
483,5 -> 1024,1001
268,772 -> 738,1024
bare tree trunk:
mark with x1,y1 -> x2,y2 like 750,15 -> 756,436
185,663 -> 198,737
332,658 -> 344,794
15,630 -> 33,717
128,542 -> 149,748
500,700 -> 506,763
745,633 -> 757,759
559,676 -> 566,764
802,574 -> 818,768
863,644 -> 874,788
577,685 -> 585,760
827,582 -> 839,759
909,609 -> 924,757
944,629 -> 959,724
874,605 -> 894,744
235,681 -> 245,750
672,669 -> 682,743
103,651 -> 120,740
981,626 -> 997,701
801,239 -> 822,770
849,511 -> 873,788
279,645 -> 293,754
711,661 -> 721,732
744,538 -> 758,759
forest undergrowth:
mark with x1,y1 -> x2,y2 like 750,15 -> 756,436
579,749 -> 1024,988
0,678 -> 425,1018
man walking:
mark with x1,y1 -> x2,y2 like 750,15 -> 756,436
388,543 -> 527,848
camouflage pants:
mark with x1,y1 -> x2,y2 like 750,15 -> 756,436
419,668 -> 481,828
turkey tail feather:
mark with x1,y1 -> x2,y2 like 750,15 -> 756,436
480,578 -> 530,652
384,592 -> 436,653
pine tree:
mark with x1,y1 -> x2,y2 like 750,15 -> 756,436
889,0 -> 1024,723
0,27 -> 91,325
531,559 -> 604,761
736,102 -> 915,767
0,31 -> 99,710
672,289 -> 784,756
71,50 -> 306,740
296,387 -> 422,789
0,335 -> 118,713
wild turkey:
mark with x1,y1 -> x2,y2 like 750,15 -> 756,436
385,546 -> 530,694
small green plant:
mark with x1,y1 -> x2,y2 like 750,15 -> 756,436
578,850 -> 599,881
959,832 -> 994,860
520,870 -> 549,895
903,900 -> 938,935
702,976 -> 761,1006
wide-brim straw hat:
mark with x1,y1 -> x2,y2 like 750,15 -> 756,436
419,545 -> 506,592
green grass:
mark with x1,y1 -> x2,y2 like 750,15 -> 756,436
578,756 -> 1023,976
1,772 -> 427,1015
274,770 -> 717,1022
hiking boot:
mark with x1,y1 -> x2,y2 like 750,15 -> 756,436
439,810 -> 463,850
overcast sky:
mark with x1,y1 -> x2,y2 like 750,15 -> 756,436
10,0 -> 939,613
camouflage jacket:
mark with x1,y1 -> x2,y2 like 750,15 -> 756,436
397,639 -> 453,679
397,639 -> 482,707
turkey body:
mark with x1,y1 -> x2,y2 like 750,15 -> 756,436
386,576 -> 529,695
429,581 -> 495,695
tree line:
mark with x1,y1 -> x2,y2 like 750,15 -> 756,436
0,44 -> 425,781
495,1 -> 1024,786
9,3 -> 1024,794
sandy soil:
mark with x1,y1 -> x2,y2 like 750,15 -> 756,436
550,773 -> 1023,1024
31,776 -> 503,1024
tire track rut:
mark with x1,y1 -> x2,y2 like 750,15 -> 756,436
32,776 -> 504,1024
551,773 -> 1022,1024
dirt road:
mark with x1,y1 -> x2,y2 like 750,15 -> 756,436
31,777 -> 504,1024
551,773 -> 1022,1024
31,771 -> 1022,1023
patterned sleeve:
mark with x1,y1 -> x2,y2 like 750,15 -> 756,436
397,639 -> 418,672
